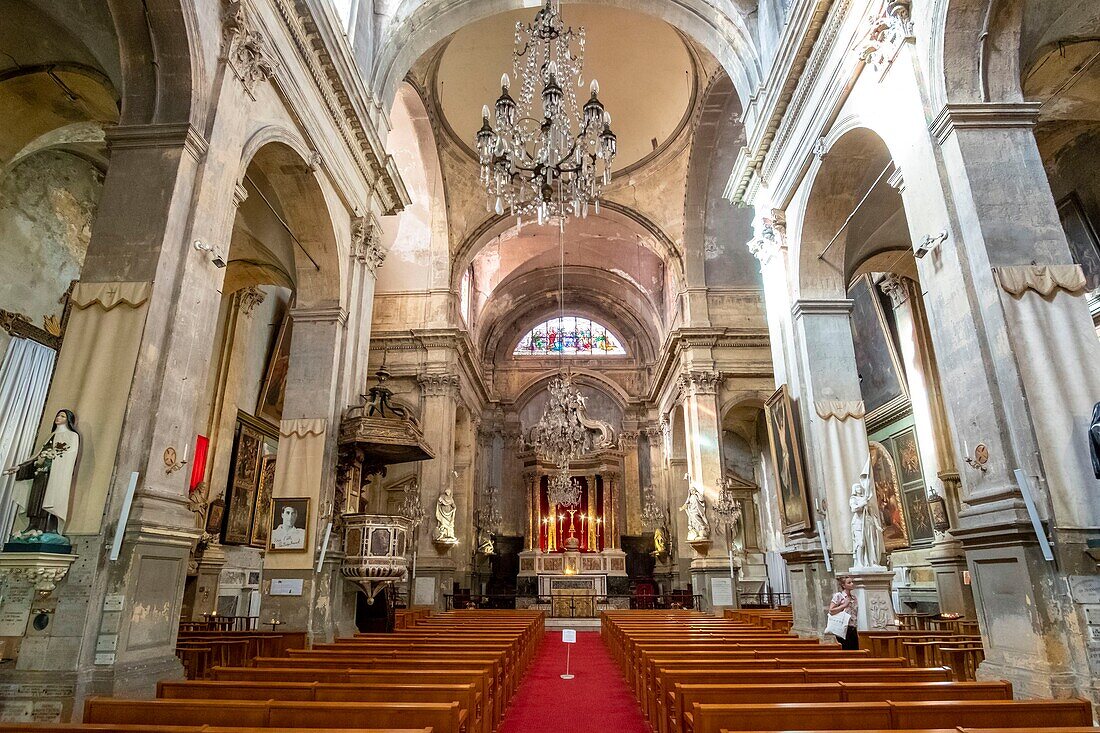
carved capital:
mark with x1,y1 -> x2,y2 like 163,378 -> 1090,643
223,0 -> 279,99
418,372 -> 460,398
237,285 -> 267,317
678,370 -> 722,397
352,214 -> 385,274
619,431 -> 640,449
878,274 -> 909,308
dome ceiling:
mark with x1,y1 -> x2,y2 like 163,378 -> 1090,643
434,4 -> 696,171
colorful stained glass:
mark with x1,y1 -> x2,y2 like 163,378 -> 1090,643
514,317 -> 626,356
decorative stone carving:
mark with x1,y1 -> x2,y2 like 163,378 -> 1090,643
748,215 -> 785,265
878,274 -> 909,308
223,0 -> 280,99
418,373 -> 460,398
678,370 -> 722,397
857,0 -> 914,76
433,486 -> 458,546
851,458 -> 887,570
0,552 -> 78,595
679,481 -> 711,543
238,286 -> 266,317
619,431 -> 639,449
351,215 -> 385,274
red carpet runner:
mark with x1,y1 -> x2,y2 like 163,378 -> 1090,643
499,630 -> 650,733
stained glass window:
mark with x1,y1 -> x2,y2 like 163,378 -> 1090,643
514,316 -> 626,356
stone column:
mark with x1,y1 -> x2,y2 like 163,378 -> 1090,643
260,306 -> 348,640
879,274 -> 973,616
912,103 -> 1100,699
620,431 -> 642,536
414,372 -> 460,609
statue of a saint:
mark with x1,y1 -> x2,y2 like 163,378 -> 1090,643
4,409 -> 80,545
433,486 -> 457,544
679,481 -> 710,542
477,529 -> 495,555
652,526 -> 667,557
850,458 -> 886,570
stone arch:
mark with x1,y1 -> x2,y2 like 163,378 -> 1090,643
237,141 -> 344,309
378,81 -> 451,295
795,126 -> 905,300
683,70 -> 758,289
513,369 -> 631,416
372,0 -> 761,120
451,202 -> 685,295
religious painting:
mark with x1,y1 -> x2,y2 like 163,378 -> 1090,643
1057,192 -> 1100,291
848,275 -> 907,418
257,312 -> 292,426
764,385 -> 811,533
903,486 -> 935,543
869,440 -> 909,550
269,497 -> 310,552
895,428 -> 923,485
249,455 -> 277,548
223,424 -> 263,545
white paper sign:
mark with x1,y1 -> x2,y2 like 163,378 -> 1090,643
710,577 -> 734,607
414,576 -> 436,606
269,579 -> 304,596
561,629 -> 577,644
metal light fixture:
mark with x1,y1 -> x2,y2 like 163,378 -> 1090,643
547,466 -> 583,508
641,485 -> 665,529
476,0 -> 617,225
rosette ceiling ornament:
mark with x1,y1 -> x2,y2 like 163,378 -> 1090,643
476,0 -> 617,225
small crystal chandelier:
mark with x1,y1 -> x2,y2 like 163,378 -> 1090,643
529,373 -> 594,470
640,485 -> 666,529
548,466 -> 583,507
476,0 -> 617,225
714,478 -> 743,534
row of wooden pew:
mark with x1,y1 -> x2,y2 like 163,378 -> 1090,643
602,609 -> 1094,733
1,608 -> 544,733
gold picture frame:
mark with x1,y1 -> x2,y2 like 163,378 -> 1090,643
764,385 -> 811,533
250,455 -> 277,548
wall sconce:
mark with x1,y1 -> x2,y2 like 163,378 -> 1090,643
964,442 -> 989,473
164,445 -> 189,475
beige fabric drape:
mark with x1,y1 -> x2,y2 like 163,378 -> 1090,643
40,282 -> 152,534
815,401 -> 867,421
994,265 -> 1087,298
266,418 -> 327,569
997,285 -> 1100,527
814,405 -> 870,555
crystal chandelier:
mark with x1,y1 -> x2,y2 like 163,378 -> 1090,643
476,0 -> 617,225
714,478 -> 743,533
640,485 -> 666,529
548,467 -> 583,508
478,485 -> 503,532
529,373 -> 594,470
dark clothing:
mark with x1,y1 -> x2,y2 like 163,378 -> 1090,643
1091,402 -> 1100,479
838,625 -> 860,650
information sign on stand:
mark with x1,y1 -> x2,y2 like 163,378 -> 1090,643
561,628 -> 576,680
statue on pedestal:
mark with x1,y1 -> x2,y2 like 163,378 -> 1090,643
679,480 -> 710,543
433,486 -> 457,545
3,409 -> 80,550
850,458 -> 886,570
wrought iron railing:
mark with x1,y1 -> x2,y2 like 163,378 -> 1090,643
738,591 -> 791,609
443,593 -> 705,616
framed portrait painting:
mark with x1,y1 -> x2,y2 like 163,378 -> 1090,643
764,385 -> 811,533
269,496 -> 310,552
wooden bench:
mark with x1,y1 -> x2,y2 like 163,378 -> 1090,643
158,680 -> 485,733
687,699 -> 1092,733
84,697 -> 467,733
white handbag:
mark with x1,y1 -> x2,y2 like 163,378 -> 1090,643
825,610 -> 851,637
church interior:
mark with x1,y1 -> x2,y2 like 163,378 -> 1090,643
0,0 -> 1099,729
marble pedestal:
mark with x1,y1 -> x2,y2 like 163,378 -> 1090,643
690,556 -> 740,613
848,569 -> 898,631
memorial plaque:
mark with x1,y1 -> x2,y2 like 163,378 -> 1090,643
0,584 -> 34,636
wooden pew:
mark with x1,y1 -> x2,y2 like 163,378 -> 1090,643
687,699 -> 1093,733
84,697 -> 468,733
158,680 -> 486,733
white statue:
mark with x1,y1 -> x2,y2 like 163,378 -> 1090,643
433,486 -> 457,544
4,409 -> 80,544
679,480 -> 710,542
850,458 -> 886,570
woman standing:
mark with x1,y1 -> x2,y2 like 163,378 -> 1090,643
828,575 -> 859,650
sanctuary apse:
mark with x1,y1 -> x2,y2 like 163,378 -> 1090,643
0,0 -> 1098,723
